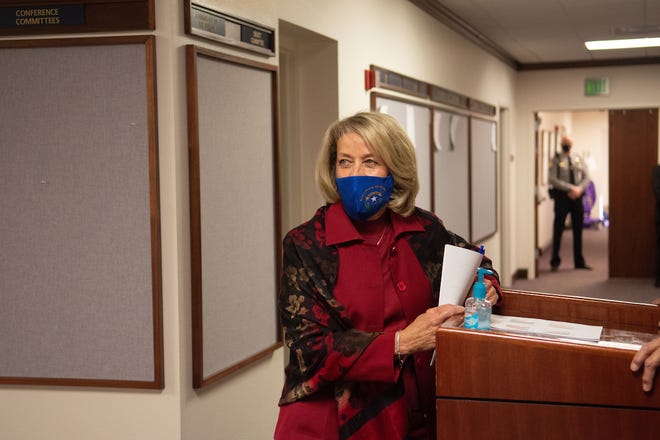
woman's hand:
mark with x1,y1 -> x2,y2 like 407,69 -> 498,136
398,304 -> 464,355
484,278 -> 499,305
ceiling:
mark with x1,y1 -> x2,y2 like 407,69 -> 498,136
411,0 -> 660,70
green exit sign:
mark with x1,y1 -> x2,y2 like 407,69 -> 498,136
585,77 -> 609,96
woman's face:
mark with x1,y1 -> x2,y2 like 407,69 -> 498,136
335,133 -> 389,178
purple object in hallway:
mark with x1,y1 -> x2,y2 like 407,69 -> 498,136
582,181 -> 600,229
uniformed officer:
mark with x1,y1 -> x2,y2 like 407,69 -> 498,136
548,135 -> 592,271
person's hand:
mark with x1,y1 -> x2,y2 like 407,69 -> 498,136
397,305 -> 464,355
567,185 -> 583,200
630,337 -> 660,392
484,278 -> 499,305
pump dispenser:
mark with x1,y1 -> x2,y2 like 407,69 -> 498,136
464,267 -> 493,330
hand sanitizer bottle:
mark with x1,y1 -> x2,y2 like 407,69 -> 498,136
464,268 -> 493,330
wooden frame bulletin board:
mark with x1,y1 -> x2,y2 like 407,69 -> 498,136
0,36 -> 163,389
186,45 -> 282,389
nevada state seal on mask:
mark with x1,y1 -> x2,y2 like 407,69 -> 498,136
335,175 -> 394,221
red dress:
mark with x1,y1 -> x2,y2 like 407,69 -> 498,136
275,203 -> 500,439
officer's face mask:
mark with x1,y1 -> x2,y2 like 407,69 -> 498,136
335,175 -> 394,221
561,143 -> 571,153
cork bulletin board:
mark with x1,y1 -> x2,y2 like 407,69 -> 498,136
186,45 -> 281,388
0,36 -> 163,388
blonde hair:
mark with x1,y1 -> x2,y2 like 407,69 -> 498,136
315,111 -> 419,217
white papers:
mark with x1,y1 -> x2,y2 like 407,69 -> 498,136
432,245 -> 482,365
437,244 -> 483,306
595,340 -> 641,351
490,314 -> 603,342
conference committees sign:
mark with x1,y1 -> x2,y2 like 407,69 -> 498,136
0,1 -> 154,35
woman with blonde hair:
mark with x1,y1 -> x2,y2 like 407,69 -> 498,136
275,111 -> 501,439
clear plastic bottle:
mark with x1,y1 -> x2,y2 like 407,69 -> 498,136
464,267 -> 493,330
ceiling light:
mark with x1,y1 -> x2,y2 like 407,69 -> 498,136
585,37 -> 660,50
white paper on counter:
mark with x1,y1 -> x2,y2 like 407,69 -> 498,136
437,244 -> 483,306
490,314 -> 603,342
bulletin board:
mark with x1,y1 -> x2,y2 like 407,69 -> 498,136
373,94 -> 433,211
367,66 -> 499,244
0,36 -> 163,388
470,117 -> 498,242
186,45 -> 281,388
433,109 -> 470,239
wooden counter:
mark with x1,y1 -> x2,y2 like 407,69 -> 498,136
435,289 -> 660,439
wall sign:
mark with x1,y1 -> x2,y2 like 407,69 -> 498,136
0,1 -> 154,35
0,5 -> 85,28
585,77 -> 610,96
185,2 -> 275,57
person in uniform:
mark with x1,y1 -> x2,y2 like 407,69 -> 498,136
548,135 -> 592,271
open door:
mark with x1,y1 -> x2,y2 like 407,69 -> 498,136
609,108 -> 658,277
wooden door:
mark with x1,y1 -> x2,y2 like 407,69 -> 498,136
609,108 -> 658,277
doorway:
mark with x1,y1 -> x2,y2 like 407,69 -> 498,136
278,20 -> 338,235
534,110 -> 609,274
534,108 -> 659,280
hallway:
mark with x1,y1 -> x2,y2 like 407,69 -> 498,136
509,226 -> 660,305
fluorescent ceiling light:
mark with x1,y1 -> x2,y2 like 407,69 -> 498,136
585,37 -> 660,50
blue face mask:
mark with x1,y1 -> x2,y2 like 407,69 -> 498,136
336,175 -> 394,221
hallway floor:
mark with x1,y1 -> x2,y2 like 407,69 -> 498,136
509,226 -> 660,305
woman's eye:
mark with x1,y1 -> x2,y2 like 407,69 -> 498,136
364,159 -> 377,167
337,158 -> 351,167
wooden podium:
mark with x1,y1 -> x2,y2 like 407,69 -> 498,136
435,289 -> 660,440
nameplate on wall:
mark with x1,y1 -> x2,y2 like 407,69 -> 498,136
430,85 -> 469,109
185,1 -> 275,57
0,1 -> 155,35
468,98 -> 497,117
370,65 -> 427,97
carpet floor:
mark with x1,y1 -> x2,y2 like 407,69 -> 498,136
508,226 -> 660,305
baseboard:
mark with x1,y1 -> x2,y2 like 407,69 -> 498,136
512,268 -> 528,280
